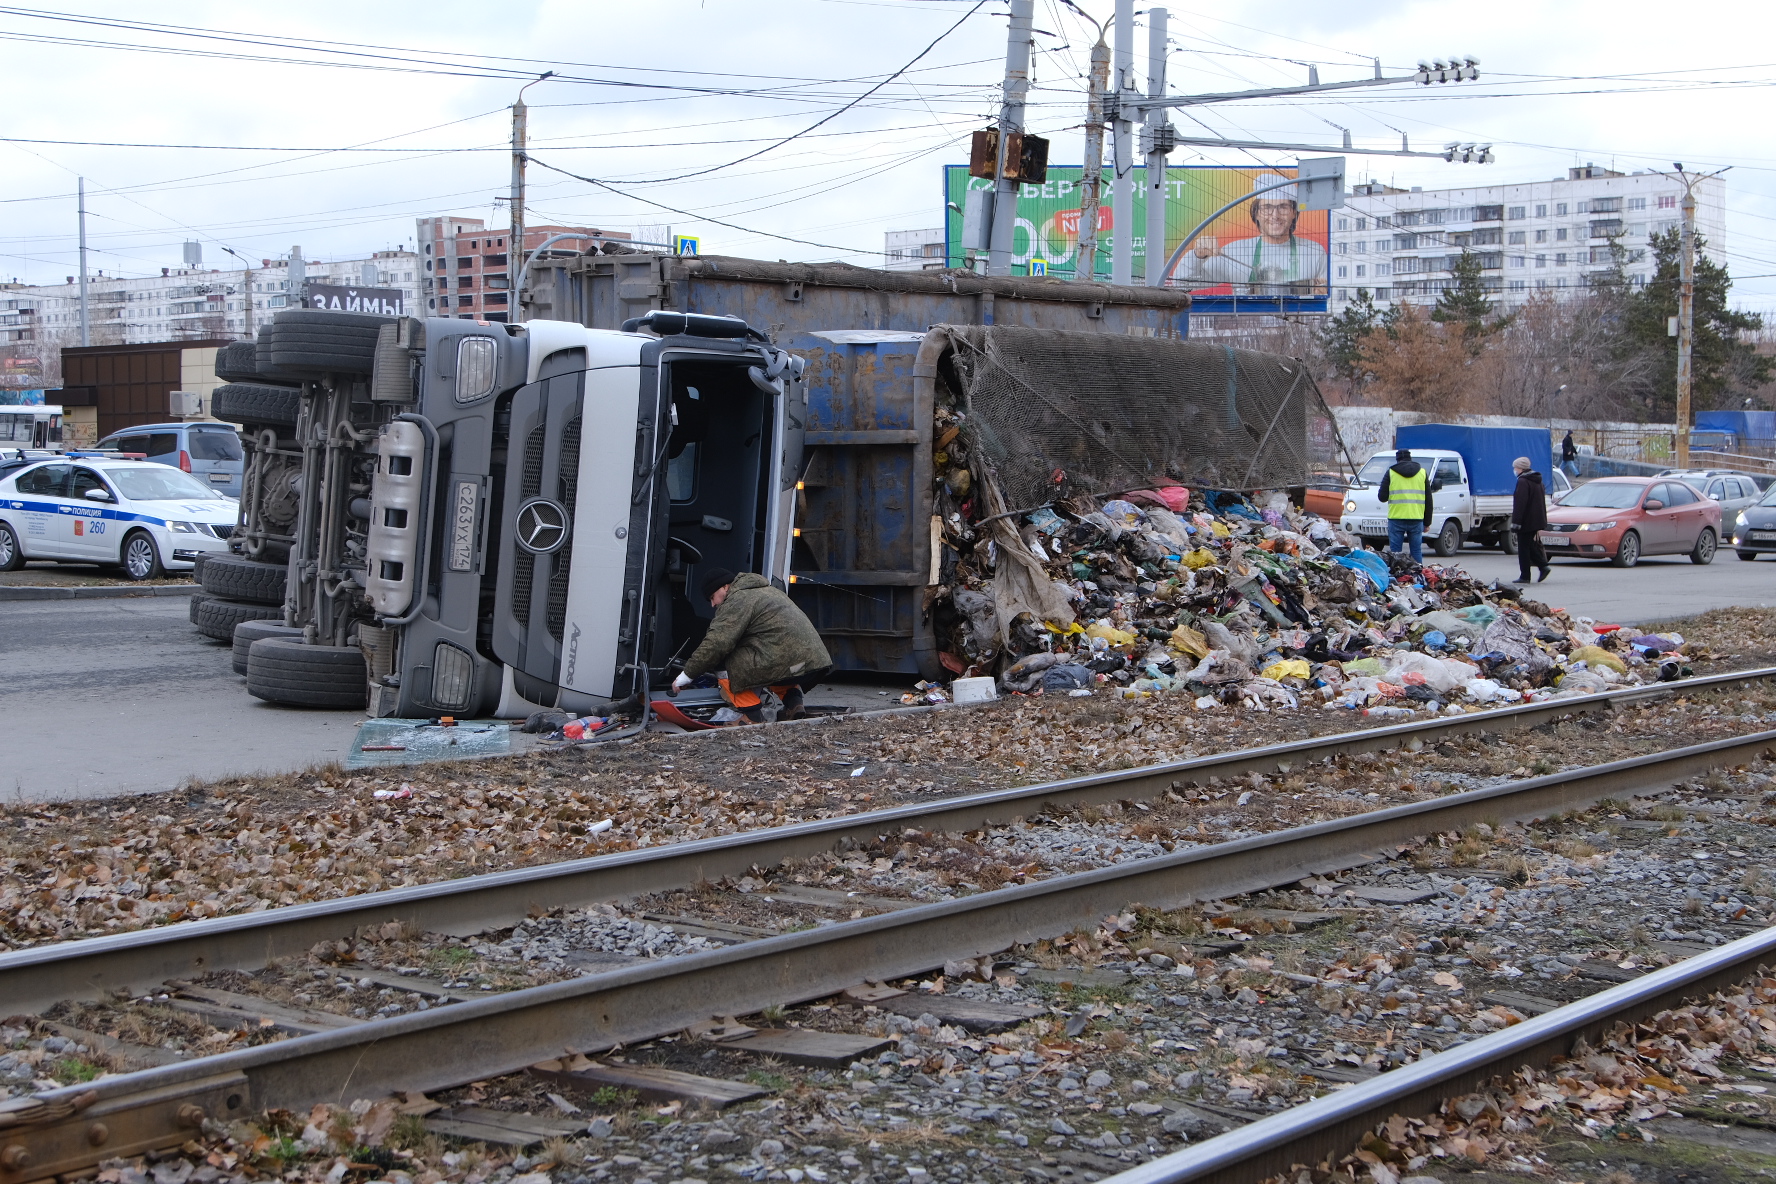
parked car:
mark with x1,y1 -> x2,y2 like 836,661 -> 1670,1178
0,457 -> 238,579
1536,476 -> 1720,568
1729,483 -> 1776,559
94,422 -> 245,498
1656,469 -> 1767,518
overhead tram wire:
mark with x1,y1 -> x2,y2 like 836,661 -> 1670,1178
0,5 -> 1000,88
588,0 -> 987,185
523,156 -> 877,256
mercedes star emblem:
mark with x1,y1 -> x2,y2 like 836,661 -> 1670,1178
515,498 -> 571,554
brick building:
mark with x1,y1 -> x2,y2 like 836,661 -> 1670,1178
415,218 -> 631,322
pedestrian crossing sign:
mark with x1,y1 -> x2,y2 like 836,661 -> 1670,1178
673,235 -> 700,257
1029,257 -> 1048,276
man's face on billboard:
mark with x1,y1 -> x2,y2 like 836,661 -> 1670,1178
1252,199 -> 1298,242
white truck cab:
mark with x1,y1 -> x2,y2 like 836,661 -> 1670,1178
1340,449 -> 1570,556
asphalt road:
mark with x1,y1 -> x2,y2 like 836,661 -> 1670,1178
0,597 -> 913,804
1437,543 -> 1776,623
0,597 -> 367,804
3,547 -> 1769,803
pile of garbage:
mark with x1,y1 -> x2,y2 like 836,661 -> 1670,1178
930,486 -> 1688,716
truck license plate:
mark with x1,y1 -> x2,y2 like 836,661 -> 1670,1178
1359,519 -> 1387,532
447,480 -> 479,572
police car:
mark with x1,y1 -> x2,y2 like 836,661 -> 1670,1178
0,456 -> 239,579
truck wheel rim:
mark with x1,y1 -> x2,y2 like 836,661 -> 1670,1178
126,537 -> 154,578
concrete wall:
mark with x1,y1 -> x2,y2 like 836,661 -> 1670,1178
1333,407 -> 1674,466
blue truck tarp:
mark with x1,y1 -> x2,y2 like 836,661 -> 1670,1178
1694,410 -> 1776,447
1392,423 -> 1552,496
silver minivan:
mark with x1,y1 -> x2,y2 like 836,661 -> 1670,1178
95,421 -> 244,499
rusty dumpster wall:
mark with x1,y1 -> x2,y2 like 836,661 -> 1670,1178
530,254 -> 1191,676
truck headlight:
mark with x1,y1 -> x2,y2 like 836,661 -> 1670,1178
1574,520 -> 1617,532
455,336 -> 497,403
431,642 -> 474,709
1344,499 -> 1357,514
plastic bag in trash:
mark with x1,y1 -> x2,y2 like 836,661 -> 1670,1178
1630,633 -> 1683,653
1569,645 -> 1628,674
1421,630 -> 1448,650
1415,609 -> 1486,642
1464,678 -> 1522,703
1179,548 -> 1218,569
1042,663 -> 1096,692
1479,612 -> 1555,676
1261,658 -> 1312,682
1454,603 -> 1500,629
999,651 -> 1063,693
1341,657 -> 1385,677
1554,668 -> 1612,696
1383,651 -> 1475,694
1124,486 -> 1190,513
1169,623 -> 1210,659
1100,499 -> 1148,526
1332,550 -> 1391,592
1203,621 -> 1260,665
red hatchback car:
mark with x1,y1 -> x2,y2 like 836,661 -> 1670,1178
1536,476 -> 1720,568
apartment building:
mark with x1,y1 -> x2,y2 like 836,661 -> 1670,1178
1328,165 -> 1726,310
416,216 -> 630,321
884,228 -> 947,272
1,251 -> 422,389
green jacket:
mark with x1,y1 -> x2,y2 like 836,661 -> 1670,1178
683,572 -> 832,690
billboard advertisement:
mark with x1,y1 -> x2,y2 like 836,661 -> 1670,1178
305,284 -> 408,317
942,165 -> 1328,311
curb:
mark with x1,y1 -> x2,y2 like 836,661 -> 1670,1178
0,583 -> 201,602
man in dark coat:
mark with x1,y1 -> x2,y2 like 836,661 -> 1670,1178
1561,431 -> 1579,476
1511,456 -> 1551,584
671,568 -> 833,723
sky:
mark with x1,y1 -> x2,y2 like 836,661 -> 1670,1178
5,0 -> 1776,313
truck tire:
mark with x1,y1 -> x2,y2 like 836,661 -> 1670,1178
247,638 -> 367,709
214,382 -> 301,429
200,554 -> 287,605
1497,527 -> 1519,555
233,620 -> 303,675
192,595 -> 280,642
266,310 -> 393,375
251,326 -> 308,385
214,342 -> 263,383
1432,518 -> 1462,557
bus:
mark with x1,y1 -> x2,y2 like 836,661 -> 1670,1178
0,404 -> 62,449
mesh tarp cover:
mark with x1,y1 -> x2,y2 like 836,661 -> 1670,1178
944,325 -> 1345,507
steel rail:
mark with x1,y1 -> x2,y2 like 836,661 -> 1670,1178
7,726 -> 1776,1182
1101,923 -> 1776,1184
3,667 -> 1771,1018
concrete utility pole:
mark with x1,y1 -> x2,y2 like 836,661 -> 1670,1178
77,177 -> 89,348
1110,0 -> 1135,285
986,0 -> 1034,276
511,72 -> 554,322
1074,18 -> 1111,282
1662,163 -> 1726,469
1676,179 -> 1696,469
289,246 -> 306,311
1141,8 -> 1169,285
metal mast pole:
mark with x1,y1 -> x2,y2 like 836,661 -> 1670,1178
1142,8 -> 1169,286
77,177 -> 89,348
987,0 -> 1034,276
1110,0 -> 1135,285
1676,173 -> 1696,469
1074,25 -> 1110,282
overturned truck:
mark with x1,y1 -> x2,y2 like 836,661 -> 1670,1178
199,256 -> 1342,718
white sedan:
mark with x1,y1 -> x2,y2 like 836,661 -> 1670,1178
0,457 -> 239,579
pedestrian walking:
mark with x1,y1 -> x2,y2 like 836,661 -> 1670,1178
1511,456 -> 1552,584
1560,430 -> 1579,477
1377,448 -> 1432,563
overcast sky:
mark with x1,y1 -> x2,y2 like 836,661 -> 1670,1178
5,1 -> 1776,311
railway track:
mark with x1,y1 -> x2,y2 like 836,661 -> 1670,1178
4,670 -> 1776,1184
